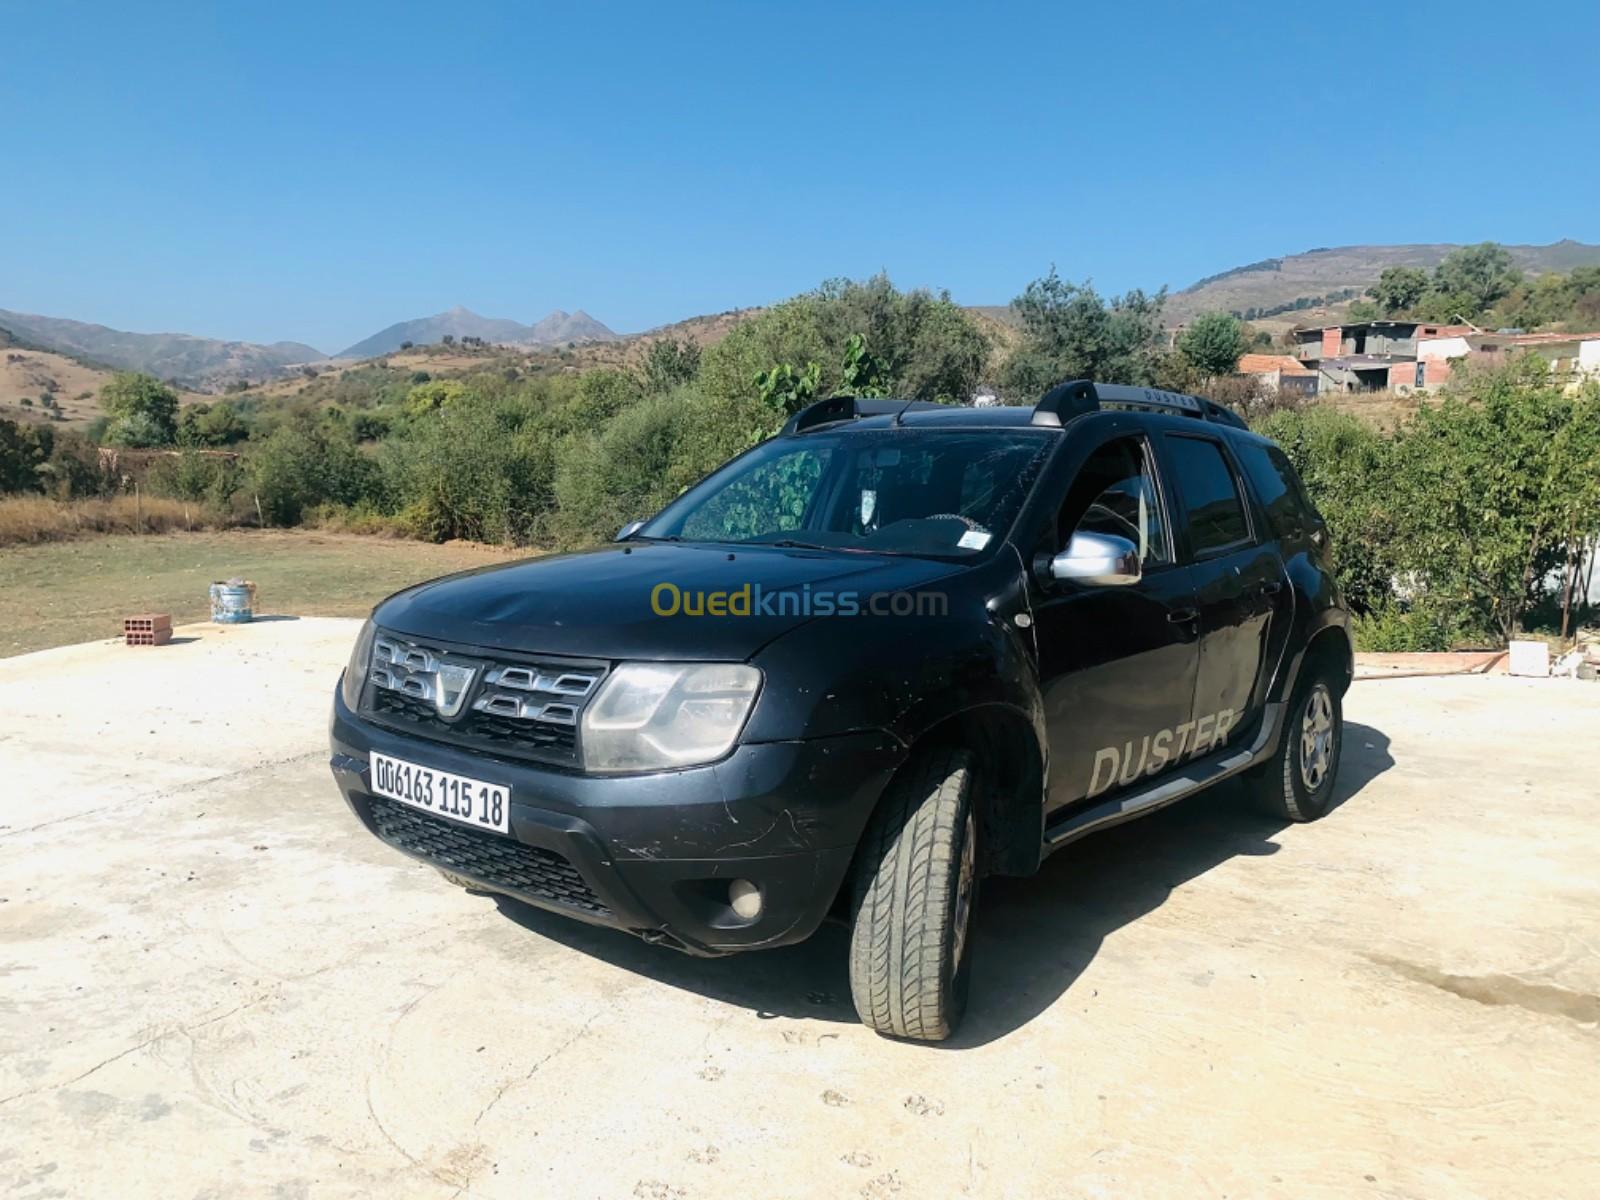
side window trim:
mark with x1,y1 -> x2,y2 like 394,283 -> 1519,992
1135,436 -> 1177,572
1161,432 -> 1257,562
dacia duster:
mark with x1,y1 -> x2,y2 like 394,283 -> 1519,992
329,380 -> 1352,1041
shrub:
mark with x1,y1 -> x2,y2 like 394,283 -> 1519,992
640,337 -> 701,393
0,418 -> 53,493
103,411 -> 173,448
380,401 -> 560,544
146,449 -> 243,511
99,372 -> 178,444
702,276 -> 990,405
1256,405 -> 1397,617
177,401 -> 248,446
550,386 -> 768,547
37,431 -> 108,499
247,424 -> 377,526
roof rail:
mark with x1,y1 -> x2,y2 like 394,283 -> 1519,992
1031,380 -> 1247,431
783,395 -> 946,434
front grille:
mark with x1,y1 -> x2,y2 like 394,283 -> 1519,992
360,630 -> 603,767
367,797 -> 609,916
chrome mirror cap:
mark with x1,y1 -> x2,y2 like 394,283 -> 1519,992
1051,531 -> 1141,587
615,520 -> 645,542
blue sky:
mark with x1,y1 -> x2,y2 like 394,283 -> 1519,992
3,1 -> 1596,353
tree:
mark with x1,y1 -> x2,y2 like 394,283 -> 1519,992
999,270 -> 1168,400
640,336 -> 701,393
178,401 -> 248,447
701,275 -> 991,406
1372,266 -> 1430,315
403,379 -> 470,415
753,361 -> 820,414
839,333 -> 890,396
1430,242 -> 1519,318
104,411 -> 172,448
442,334 -> 455,346
1385,358 -> 1594,640
99,372 -> 178,444
1176,312 -> 1248,379
0,418 -> 51,492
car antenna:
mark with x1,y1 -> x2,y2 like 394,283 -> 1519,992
891,397 -> 916,426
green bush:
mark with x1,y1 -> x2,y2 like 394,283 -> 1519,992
103,411 -> 173,448
146,449 -> 243,511
100,372 -> 179,445
550,386 -> 767,547
379,400 -> 560,544
248,423 -> 377,526
701,276 -> 990,405
1255,405 -> 1397,617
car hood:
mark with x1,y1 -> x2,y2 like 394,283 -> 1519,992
373,541 -> 964,661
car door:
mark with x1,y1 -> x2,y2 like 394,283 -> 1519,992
1157,433 -> 1283,750
1029,430 -> 1201,818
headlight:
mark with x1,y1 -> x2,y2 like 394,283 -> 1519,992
581,662 -> 761,774
340,618 -> 377,710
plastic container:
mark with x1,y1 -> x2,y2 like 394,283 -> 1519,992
209,580 -> 255,624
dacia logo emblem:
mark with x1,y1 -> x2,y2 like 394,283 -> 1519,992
433,663 -> 478,718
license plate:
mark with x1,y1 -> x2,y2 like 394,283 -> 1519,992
369,751 -> 511,835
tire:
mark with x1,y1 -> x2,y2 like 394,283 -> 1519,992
1249,666 -> 1343,822
848,747 -> 980,1041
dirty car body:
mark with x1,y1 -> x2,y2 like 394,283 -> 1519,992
329,382 -> 1353,1035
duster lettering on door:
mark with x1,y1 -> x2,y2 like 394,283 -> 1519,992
1087,709 -> 1236,799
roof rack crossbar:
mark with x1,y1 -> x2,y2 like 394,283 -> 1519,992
783,395 -> 946,434
1030,380 -> 1247,430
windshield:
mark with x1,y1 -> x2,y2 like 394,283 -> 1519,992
637,428 -> 1052,557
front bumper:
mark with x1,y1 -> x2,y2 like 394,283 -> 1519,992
329,688 -> 904,954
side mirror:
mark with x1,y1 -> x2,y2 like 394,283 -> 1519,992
1049,531 -> 1141,587
615,520 -> 645,542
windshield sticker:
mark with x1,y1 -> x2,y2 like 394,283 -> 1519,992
859,489 -> 877,525
957,530 -> 991,550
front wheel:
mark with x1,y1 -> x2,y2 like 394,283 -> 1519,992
847,747 -> 979,1042
1249,669 -> 1343,821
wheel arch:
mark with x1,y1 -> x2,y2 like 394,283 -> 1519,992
896,703 -> 1046,879
1300,621 -> 1354,697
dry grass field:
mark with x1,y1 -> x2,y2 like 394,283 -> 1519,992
0,345 -> 206,428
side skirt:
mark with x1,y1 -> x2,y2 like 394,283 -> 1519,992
1041,702 -> 1285,854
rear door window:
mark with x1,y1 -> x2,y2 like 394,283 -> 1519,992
1165,436 -> 1250,557
1235,441 -> 1313,540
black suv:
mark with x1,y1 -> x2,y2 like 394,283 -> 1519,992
330,380 -> 1351,1041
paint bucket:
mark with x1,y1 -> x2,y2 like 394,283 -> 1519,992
210,580 -> 256,624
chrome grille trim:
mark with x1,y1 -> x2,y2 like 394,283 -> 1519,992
360,630 -> 605,765
484,665 -> 598,697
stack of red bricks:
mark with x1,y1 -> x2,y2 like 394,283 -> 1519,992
123,613 -> 172,647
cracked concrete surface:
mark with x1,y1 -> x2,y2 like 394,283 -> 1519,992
2,618 -> 1598,1198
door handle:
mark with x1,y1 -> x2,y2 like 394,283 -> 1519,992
1167,607 -> 1200,625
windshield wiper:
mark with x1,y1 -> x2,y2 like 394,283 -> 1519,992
765,538 -> 828,550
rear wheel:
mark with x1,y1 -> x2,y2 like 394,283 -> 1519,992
1250,668 -> 1342,821
847,747 -> 979,1042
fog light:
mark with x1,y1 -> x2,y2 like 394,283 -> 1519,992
729,879 -> 762,920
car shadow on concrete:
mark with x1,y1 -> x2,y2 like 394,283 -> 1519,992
490,721 -> 1393,1048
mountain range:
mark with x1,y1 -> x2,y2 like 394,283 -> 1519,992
0,308 -> 327,393
336,307 -> 616,359
6,239 -> 1599,393
1163,239 -> 1600,326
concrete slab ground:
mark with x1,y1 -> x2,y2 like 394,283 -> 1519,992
2,618 -> 1597,1199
